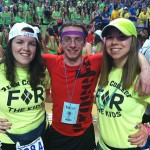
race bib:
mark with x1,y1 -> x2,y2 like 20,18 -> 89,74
16,137 -> 44,150
61,102 -> 79,124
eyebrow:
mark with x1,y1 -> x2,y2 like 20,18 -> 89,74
15,38 -> 36,42
61,31 -> 85,38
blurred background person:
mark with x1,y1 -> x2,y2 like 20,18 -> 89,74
45,27 -> 58,55
92,29 -> 104,54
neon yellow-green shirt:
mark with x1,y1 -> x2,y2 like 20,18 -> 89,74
96,68 -> 149,149
0,64 -> 50,144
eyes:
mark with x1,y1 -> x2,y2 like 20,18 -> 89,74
106,35 -> 130,41
16,40 -> 36,47
62,36 -> 85,45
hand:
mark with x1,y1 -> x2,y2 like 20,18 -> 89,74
135,67 -> 150,96
135,53 -> 150,96
0,118 -> 12,133
129,124 -> 148,147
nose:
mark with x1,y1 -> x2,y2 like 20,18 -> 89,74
111,37 -> 118,45
23,43 -> 29,51
70,39 -> 76,47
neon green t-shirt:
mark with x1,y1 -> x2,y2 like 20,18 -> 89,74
47,38 -> 58,55
18,4 -> 23,10
15,14 -> 24,23
4,0 -> 11,7
0,12 -> 5,25
0,64 -> 50,144
99,3 -> 105,11
53,11 -> 61,20
83,14 -> 90,25
35,0 -> 39,6
23,3 -> 29,11
43,15 -> 52,25
53,11 -> 62,26
75,12 -> 82,21
36,7 -> 44,18
69,7 -> 75,20
26,13 -> 33,24
96,68 -> 149,149
4,11 -> 11,25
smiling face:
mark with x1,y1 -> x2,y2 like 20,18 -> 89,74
11,33 -> 37,68
105,27 -> 132,67
61,26 -> 85,66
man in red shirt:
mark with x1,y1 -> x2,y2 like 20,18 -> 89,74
43,20 -> 102,150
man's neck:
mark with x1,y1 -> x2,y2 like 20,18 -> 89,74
64,57 -> 83,66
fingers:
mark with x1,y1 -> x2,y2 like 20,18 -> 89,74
144,88 -> 150,96
136,67 -> 150,96
139,83 -> 148,96
0,127 -> 6,133
138,141 -> 146,147
135,80 -> 150,96
129,124 -> 148,147
129,134 -> 147,147
0,118 -> 12,133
